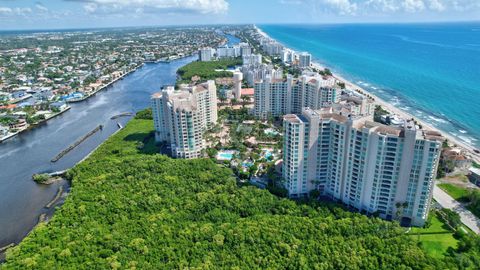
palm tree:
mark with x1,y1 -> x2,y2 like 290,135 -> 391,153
241,95 -> 250,107
219,96 -> 227,105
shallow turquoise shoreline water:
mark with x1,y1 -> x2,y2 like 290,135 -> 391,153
260,23 -> 480,148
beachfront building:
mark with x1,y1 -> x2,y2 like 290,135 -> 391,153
253,72 -> 341,119
282,108 -> 443,226
151,81 -> 217,159
261,41 -> 284,56
199,48 -> 215,61
337,93 -> 375,116
281,49 -> 297,64
298,52 -> 311,68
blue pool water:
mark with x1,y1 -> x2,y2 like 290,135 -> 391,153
260,23 -> 480,148
218,152 -> 234,160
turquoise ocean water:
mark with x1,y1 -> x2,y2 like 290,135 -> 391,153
260,23 -> 480,148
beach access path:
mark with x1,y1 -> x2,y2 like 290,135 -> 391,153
433,183 -> 480,234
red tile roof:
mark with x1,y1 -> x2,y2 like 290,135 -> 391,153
241,88 -> 254,96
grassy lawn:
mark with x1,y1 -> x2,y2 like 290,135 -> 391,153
409,212 -> 459,259
438,183 -> 470,202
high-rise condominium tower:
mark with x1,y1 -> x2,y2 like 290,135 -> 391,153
283,108 -> 442,226
151,81 -> 217,159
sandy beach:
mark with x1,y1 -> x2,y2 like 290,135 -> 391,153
254,25 -> 480,163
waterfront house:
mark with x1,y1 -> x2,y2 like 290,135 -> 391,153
50,102 -> 68,111
441,147 -> 472,172
9,119 -> 27,130
0,125 -> 8,137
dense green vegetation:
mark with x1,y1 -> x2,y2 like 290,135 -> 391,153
32,173 -> 50,184
134,108 -> 152,120
467,190 -> 480,219
3,116 -> 480,269
177,58 -> 242,84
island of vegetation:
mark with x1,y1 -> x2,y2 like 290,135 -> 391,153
2,112 -> 479,269
176,58 -> 242,85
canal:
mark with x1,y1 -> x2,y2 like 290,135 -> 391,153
0,56 -> 197,248
0,32 -> 240,251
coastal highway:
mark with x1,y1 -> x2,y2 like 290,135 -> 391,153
433,183 -> 480,234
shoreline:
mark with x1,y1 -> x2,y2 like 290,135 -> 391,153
1,62 -> 147,144
254,25 -> 480,163
0,106 -> 71,143
0,119 -> 126,261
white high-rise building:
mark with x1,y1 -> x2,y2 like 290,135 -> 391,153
282,108 -> 443,226
253,73 -> 340,119
216,46 -> 239,58
239,42 -> 252,56
151,81 -> 217,159
233,72 -> 243,99
281,49 -> 296,64
242,63 -> 281,87
299,52 -> 311,68
242,54 -> 262,66
199,48 -> 214,62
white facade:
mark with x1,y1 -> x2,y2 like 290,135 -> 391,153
281,49 -> 296,64
299,52 -> 311,68
151,81 -> 217,159
0,125 -> 8,137
253,73 -> 340,120
283,109 -> 443,226
233,72 -> 243,99
242,63 -> 281,87
216,46 -> 239,58
199,48 -> 214,62
242,54 -> 262,66
239,42 -> 252,56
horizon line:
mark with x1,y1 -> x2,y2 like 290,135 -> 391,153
1,19 -> 479,33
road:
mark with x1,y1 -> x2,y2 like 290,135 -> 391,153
433,184 -> 480,234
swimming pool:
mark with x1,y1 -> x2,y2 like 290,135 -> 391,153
216,150 -> 237,161
218,152 -> 233,160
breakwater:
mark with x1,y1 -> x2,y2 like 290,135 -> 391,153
51,125 -> 103,162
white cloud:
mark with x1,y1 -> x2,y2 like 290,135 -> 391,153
0,7 -> 32,16
0,7 -> 13,15
402,0 -> 426,12
291,0 -> 480,15
324,0 -> 357,15
75,0 -> 229,15
428,0 -> 445,11
83,3 -> 98,13
35,3 -> 49,12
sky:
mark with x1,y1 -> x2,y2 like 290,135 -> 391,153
0,0 -> 479,30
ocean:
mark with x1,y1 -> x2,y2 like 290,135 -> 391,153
260,23 -> 480,149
